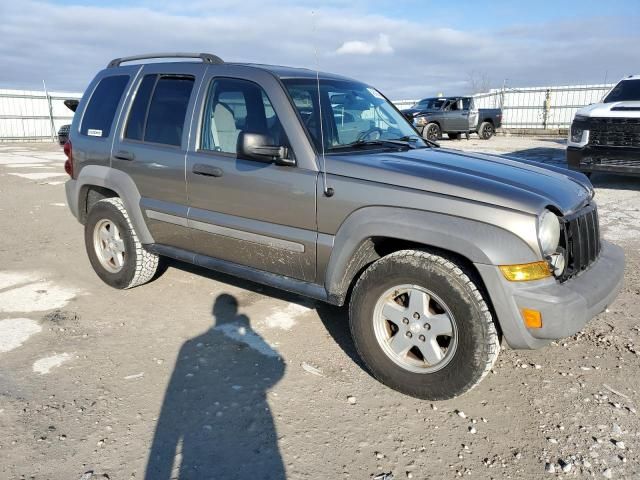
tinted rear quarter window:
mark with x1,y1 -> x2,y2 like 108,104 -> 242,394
125,75 -> 157,141
144,76 -> 194,146
80,75 -> 129,138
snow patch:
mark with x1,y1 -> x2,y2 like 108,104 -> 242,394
0,280 -> 78,313
33,353 -> 72,374
263,303 -> 311,330
9,172 -> 67,180
0,271 -> 40,290
5,163 -> 47,168
0,155 -> 50,165
216,323 -> 279,357
0,318 -> 42,353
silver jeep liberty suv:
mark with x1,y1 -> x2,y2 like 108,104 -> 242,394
64,53 -> 624,400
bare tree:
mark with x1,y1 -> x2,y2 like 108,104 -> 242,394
467,70 -> 492,94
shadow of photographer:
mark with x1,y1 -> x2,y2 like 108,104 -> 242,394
145,293 -> 286,479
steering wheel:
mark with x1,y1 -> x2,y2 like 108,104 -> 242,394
356,127 -> 383,142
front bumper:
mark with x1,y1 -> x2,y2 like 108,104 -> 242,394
476,241 -> 625,349
567,145 -> 640,176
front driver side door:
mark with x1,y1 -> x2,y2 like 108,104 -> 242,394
185,73 -> 318,282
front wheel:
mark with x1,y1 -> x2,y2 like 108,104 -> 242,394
478,121 -> 495,140
349,250 -> 500,400
422,123 -> 441,142
85,197 -> 159,289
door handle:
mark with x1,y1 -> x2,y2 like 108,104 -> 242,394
192,163 -> 223,177
114,150 -> 135,161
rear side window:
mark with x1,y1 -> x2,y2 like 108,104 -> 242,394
81,75 -> 129,138
125,75 -> 156,141
145,76 -> 194,146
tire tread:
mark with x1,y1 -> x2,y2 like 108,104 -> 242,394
96,198 -> 159,289
350,249 -> 500,398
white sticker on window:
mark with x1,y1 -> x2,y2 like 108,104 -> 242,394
367,88 -> 384,99
87,129 -> 103,137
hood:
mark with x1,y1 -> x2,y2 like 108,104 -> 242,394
326,148 -> 593,216
577,101 -> 640,118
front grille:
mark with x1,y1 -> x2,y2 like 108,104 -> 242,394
596,157 -> 640,167
587,117 -> 640,148
559,203 -> 601,281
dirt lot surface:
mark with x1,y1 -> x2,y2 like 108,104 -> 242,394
0,137 -> 639,480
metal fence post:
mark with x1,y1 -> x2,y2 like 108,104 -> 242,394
43,80 -> 57,143
542,89 -> 551,130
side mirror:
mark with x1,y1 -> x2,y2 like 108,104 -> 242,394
456,99 -> 464,110
238,132 -> 295,166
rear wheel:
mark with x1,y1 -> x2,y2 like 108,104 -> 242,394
423,123 -> 441,142
478,121 -> 495,140
85,197 -> 159,289
349,250 -> 500,400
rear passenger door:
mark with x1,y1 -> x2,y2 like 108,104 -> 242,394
112,63 -> 204,250
185,71 -> 318,282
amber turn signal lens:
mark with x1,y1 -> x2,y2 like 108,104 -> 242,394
522,308 -> 542,329
499,261 -> 551,282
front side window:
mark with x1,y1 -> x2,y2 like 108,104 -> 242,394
201,78 -> 287,155
81,75 -> 130,138
284,79 -> 425,151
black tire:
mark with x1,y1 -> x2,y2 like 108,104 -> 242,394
423,123 -> 441,142
85,197 -> 159,289
349,250 -> 500,400
478,121 -> 494,140
447,132 -> 460,140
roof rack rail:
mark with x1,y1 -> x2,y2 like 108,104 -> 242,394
107,52 -> 224,68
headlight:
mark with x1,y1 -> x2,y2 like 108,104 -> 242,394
570,124 -> 584,143
538,209 -> 561,256
414,116 -> 428,126
570,115 -> 588,144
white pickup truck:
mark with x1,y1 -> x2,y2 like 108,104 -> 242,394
567,75 -> 640,177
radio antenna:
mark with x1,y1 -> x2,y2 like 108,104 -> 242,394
312,10 -> 333,197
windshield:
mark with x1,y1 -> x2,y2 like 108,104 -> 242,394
413,98 -> 447,110
604,79 -> 640,103
283,79 -> 425,152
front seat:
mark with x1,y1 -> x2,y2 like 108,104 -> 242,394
211,103 -> 240,152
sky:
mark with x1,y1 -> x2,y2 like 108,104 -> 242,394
1,0 -> 639,99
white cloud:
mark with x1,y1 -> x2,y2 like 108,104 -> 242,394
336,33 -> 393,55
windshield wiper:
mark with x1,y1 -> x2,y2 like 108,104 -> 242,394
332,139 -> 412,151
392,135 -> 439,148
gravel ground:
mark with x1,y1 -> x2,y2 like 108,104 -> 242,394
0,138 -> 639,480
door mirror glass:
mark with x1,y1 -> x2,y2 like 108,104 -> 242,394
238,132 -> 294,166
